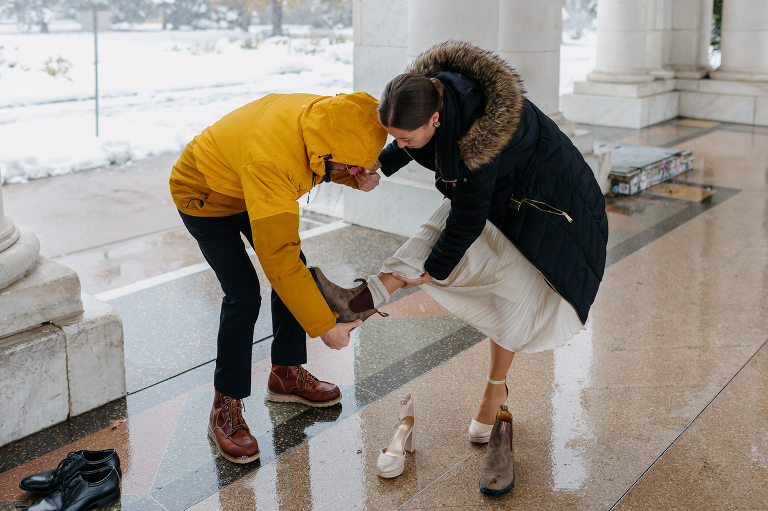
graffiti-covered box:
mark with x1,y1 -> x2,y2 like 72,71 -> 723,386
598,141 -> 694,195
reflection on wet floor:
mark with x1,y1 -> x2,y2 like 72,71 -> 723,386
2,118 -> 768,510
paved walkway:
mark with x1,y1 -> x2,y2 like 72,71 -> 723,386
1,118 -> 767,510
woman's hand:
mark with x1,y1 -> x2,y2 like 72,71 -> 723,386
355,171 -> 380,191
392,271 -> 433,289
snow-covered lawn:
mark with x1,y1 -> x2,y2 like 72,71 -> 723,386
0,22 -> 597,184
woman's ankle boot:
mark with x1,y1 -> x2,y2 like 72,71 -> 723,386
479,404 -> 515,496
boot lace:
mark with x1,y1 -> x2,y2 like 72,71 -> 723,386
296,365 -> 317,391
222,396 -> 248,435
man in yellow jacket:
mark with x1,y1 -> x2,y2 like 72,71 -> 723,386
170,91 -> 387,464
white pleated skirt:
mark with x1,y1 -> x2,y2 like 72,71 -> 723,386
381,200 -> 584,353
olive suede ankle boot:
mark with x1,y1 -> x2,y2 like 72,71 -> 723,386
478,404 -> 515,496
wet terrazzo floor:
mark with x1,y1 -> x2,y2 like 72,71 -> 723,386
1,118 -> 768,510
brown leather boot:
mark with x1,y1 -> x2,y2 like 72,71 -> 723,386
208,389 -> 260,464
478,404 -> 515,496
309,266 -> 388,322
266,365 -> 342,407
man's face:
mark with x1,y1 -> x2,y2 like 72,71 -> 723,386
328,161 -> 364,176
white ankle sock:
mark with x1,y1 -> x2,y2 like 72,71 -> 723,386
367,275 -> 390,307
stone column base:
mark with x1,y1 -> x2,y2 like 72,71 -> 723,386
561,79 -> 679,129
0,293 -> 126,447
0,226 -> 40,290
0,326 -> 69,447
676,78 -> 768,126
0,256 -> 83,339
562,91 -> 679,129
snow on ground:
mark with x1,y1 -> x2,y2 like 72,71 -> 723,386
0,21 -> 597,185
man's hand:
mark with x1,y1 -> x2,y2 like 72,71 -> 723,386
354,171 -> 380,192
366,160 -> 382,173
392,271 -> 433,289
319,320 -> 361,350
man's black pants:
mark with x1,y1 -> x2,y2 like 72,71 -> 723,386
179,210 -> 307,399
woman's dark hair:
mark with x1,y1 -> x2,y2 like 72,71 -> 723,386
378,73 -> 444,130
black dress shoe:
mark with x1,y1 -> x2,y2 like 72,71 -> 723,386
19,449 -> 121,496
23,466 -> 120,511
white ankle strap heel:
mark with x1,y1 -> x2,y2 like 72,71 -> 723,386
468,377 -> 509,444
376,393 -> 415,478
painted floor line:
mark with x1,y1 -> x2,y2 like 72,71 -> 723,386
94,221 -> 348,302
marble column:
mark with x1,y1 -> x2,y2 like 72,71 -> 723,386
496,0 -> 610,191
0,177 -> 126,447
348,0 -> 613,236
588,0 -> 654,83
645,0 -> 675,79
497,0 -> 569,130
352,0 -> 409,101
669,0 -> 714,79
0,183 -> 40,290
646,0 -> 713,79
681,0 -> 768,125
562,0 -> 679,128
709,0 -> 768,82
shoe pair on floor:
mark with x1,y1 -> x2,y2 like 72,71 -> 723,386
18,449 -> 121,510
208,267 -> 383,464
376,394 -> 516,497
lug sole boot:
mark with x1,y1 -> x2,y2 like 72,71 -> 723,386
208,389 -> 260,464
479,404 -> 515,496
266,364 -> 342,407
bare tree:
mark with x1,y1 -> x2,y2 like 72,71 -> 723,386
1,0 -> 60,32
271,0 -> 282,36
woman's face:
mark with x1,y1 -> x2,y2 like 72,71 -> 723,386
385,112 -> 440,150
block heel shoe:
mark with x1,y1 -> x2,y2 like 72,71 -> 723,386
376,393 -> 415,478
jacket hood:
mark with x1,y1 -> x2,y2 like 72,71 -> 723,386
407,40 -> 526,171
302,92 -> 388,176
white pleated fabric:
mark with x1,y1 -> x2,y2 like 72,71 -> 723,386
381,200 -> 584,353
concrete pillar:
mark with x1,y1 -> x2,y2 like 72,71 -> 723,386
498,0 -> 564,124
350,0 -> 444,237
408,0 -> 499,57
588,0 -> 654,83
646,0 -> 713,80
352,0 -> 409,100
562,0 -> 679,128
0,182 -> 40,290
645,0 -> 674,79
0,177 -> 126,447
709,0 -> 768,82
666,0 -> 713,79
347,0 -> 612,237
680,0 -> 768,126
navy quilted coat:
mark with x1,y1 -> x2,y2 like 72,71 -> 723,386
378,41 -> 608,324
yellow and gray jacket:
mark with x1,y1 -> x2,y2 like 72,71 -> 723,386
170,92 -> 387,337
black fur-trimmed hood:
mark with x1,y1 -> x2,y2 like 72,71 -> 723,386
407,40 -> 526,172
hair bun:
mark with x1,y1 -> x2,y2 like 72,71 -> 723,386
429,77 -> 445,98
